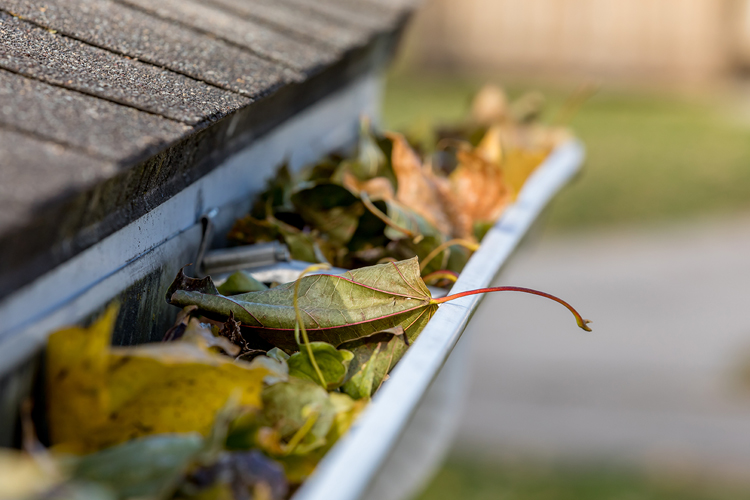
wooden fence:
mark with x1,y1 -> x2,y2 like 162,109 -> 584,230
401,0 -> 750,84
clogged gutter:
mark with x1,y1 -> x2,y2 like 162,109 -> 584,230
1,86 -> 591,500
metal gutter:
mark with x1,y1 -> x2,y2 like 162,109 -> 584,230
293,139 -> 586,500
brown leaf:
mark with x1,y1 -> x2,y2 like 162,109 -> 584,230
220,311 -> 250,356
449,150 -> 512,238
387,132 -> 452,235
341,171 -> 395,201
163,305 -> 198,341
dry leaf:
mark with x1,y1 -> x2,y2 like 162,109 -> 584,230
341,171 -> 395,201
388,132 -> 453,235
475,126 -> 548,200
475,125 -> 503,164
448,150 -> 512,238
502,148 -> 549,198
46,305 -> 271,454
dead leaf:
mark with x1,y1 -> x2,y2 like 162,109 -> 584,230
163,305 -> 199,342
341,171 -> 395,201
46,306 -> 272,454
388,132 -> 453,235
219,312 -> 249,356
448,150 -> 512,238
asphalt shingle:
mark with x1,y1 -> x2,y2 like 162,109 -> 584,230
0,69 -> 190,162
0,12 -> 250,124
0,0 -> 297,94
183,0 -> 371,50
120,0 -> 346,63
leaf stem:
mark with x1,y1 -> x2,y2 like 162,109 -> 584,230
420,239 -> 480,272
422,270 -> 459,285
431,286 -> 592,331
294,263 -> 332,388
285,410 -> 319,454
360,192 -> 419,240
553,82 -> 598,126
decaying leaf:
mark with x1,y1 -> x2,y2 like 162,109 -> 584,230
272,391 -> 367,484
388,133 -> 453,235
287,342 -> 353,390
341,171 -> 395,201
168,254 -> 593,356
217,271 -> 268,296
340,327 -> 407,399
501,148 -> 549,197
168,257 -> 437,351
260,378 -> 336,455
163,305 -> 198,342
182,317 -> 241,356
291,183 -> 363,246
70,433 -> 204,499
46,306 -> 274,453
475,125 -> 549,198
449,149 -> 512,237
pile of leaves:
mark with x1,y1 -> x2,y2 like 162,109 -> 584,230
1,305 -> 360,499
228,85 -> 571,280
0,86 -> 587,500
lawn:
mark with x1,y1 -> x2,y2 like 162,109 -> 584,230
416,459 -> 750,500
384,74 -> 750,499
383,74 -> 750,230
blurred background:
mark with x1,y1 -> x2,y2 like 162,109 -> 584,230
383,0 -> 750,498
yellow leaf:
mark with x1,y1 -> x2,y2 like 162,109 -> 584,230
475,126 -> 549,200
46,305 -> 269,454
502,149 -> 548,197
46,305 -> 115,446
476,125 -> 503,164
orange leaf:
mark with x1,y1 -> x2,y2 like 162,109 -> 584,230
387,132 -> 453,235
449,150 -> 512,238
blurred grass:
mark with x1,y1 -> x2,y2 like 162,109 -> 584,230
386,74 -> 750,498
383,74 -> 750,230
415,459 -> 750,500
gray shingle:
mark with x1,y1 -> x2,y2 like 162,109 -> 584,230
120,0 -> 348,60
188,0 -> 369,50
279,0 -> 401,32
0,13 -> 250,125
362,0 -> 420,12
0,69 -> 190,162
0,0 -> 298,93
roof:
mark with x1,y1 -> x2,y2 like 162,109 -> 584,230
0,0 -> 415,297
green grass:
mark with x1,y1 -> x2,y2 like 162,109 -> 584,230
415,459 -> 750,500
386,75 -> 750,497
383,74 -> 750,230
